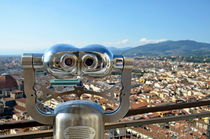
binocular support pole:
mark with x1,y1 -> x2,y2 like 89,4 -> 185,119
54,100 -> 104,139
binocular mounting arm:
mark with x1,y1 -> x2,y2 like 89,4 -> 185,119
22,54 -> 54,124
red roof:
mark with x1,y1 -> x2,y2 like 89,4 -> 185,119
14,105 -> 26,112
0,75 -> 18,89
11,90 -> 23,94
16,98 -> 26,103
130,102 -> 148,109
199,86 -> 208,89
3,97 -> 15,101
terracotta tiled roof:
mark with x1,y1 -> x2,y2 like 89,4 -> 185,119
11,90 -> 23,94
130,102 -> 148,109
0,75 -> 18,89
14,105 -> 26,112
3,97 -> 15,101
16,98 -> 26,103
147,113 -> 160,118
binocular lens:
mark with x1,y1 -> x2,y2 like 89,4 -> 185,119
82,54 -> 98,71
60,54 -> 77,72
84,58 -> 94,66
64,58 -> 73,67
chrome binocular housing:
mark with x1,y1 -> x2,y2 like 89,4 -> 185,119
22,44 -> 133,125
42,44 -> 116,78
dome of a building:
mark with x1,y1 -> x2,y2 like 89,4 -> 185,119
0,74 -> 18,89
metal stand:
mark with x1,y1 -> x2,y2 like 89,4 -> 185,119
54,100 -> 104,139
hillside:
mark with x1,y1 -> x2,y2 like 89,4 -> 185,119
120,40 -> 210,56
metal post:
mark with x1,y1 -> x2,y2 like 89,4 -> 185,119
54,100 -> 104,139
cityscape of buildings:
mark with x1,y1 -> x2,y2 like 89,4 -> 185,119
0,56 -> 210,138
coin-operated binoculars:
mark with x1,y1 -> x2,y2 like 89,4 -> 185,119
22,44 -> 133,139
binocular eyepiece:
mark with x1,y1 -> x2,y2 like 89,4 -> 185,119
29,44 -> 125,78
82,54 -> 98,69
60,53 -> 77,71
60,53 -> 97,70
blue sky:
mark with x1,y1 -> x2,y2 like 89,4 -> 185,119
0,0 -> 210,54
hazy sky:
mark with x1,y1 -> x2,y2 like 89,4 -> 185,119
0,0 -> 210,54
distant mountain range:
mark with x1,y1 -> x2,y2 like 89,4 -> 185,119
109,40 -> 210,56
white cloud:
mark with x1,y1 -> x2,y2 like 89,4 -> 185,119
103,38 -> 167,48
139,38 -> 167,44
121,39 -> 129,44
105,39 -> 129,46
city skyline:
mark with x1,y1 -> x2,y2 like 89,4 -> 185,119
0,0 -> 210,54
